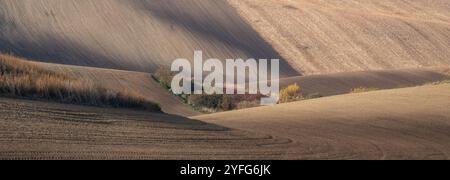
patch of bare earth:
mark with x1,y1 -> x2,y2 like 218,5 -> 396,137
229,0 -> 450,75
0,98 -> 290,160
196,84 -> 450,160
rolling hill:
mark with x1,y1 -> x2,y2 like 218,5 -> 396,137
0,0 -> 449,160
0,97 -> 286,160
34,60 -> 199,116
1,0 -> 449,76
40,59 -> 449,116
196,84 -> 450,159
1,84 -> 449,159
229,0 -> 450,75
6,55 -> 449,117
0,0 -> 297,76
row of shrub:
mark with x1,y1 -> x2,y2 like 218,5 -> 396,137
152,67 -> 268,112
0,55 -> 161,112
187,93 -> 265,112
153,67 -> 308,112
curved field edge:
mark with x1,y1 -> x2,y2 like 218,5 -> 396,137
195,84 -> 450,159
3,55 -> 447,116
38,60 -> 199,116
0,97 -> 288,160
280,68 -> 450,97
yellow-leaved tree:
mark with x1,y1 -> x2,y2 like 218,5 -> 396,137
279,83 -> 302,103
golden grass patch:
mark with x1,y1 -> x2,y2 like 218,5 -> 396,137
279,83 -> 302,103
0,55 -> 161,112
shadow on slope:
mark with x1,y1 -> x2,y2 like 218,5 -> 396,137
0,0 -> 298,76
131,0 -> 297,76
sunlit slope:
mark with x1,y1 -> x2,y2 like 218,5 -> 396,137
0,0 -> 296,76
196,84 -> 450,159
230,0 -> 450,75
